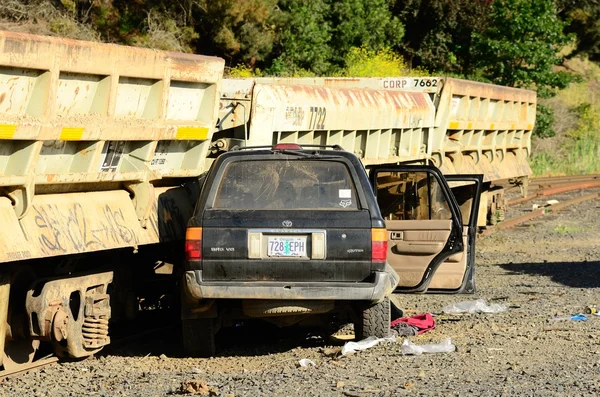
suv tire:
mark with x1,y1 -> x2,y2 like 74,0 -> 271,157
182,318 -> 216,358
354,297 -> 391,340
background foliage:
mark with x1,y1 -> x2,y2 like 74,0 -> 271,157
0,0 -> 599,175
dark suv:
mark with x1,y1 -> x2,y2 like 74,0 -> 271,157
182,144 -> 400,356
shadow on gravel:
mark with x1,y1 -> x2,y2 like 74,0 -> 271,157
100,315 -> 337,359
500,260 -> 600,288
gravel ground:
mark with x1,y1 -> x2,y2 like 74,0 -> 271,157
1,194 -> 600,397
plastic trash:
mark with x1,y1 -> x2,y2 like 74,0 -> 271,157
570,314 -> 587,321
298,359 -> 316,367
442,299 -> 507,314
341,336 -> 396,356
552,314 -> 588,321
401,338 -> 456,355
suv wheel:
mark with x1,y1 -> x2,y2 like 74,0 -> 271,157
354,297 -> 391,340
182,318 -> 216,357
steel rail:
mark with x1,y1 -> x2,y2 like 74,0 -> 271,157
482,191 -> 600,237
0,356 -> 59,380
508,180 -> 600,206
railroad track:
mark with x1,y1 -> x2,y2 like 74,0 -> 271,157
483,174 -> 600,237
0,356 -> 59,380
0,323 -> 176,381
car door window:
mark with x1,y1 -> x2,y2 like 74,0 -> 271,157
376,171 -> 452,221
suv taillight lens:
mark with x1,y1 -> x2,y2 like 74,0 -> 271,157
371,228 -> 388,263
185,227 -> 202,260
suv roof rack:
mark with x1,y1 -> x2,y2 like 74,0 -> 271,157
230,144 -> 345,151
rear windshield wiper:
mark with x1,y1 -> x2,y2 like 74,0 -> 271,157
274,149 -> 340,159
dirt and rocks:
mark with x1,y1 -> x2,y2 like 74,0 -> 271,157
2,195 -> 600,397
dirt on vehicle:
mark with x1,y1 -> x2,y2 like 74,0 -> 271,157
2,195 -> 600,397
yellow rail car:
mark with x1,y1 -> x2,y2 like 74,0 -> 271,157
215,77 -> 536,225
0,31 -> 224,369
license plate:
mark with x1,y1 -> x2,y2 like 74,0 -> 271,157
267,236 -> 307,257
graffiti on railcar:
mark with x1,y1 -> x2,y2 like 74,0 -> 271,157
284,106 -> 305,127
33,202 -> 138,254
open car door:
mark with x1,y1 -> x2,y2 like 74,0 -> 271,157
370,166 -> 482,294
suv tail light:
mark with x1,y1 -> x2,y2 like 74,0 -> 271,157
371,228 -> 388,263
185,227 -> 202,260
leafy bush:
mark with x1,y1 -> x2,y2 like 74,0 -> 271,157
341,47 -> 428,77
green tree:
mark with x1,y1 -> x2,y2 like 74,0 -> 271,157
472,0 -> 575,138
264,0 -> 403,75
87,0 -> 279,62
270,0 -> 332,75
392,0 -> 490,74
192,0 -> 278,66
329,0 -> 404,66
472,0 -> 573,92
556,0 -> 600,62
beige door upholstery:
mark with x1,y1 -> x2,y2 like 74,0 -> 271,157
387,221 -> 468,290
428,226 -> 468,290
386,220 -> 451,288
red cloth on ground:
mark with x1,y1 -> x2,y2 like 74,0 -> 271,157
390,313 -> 435,335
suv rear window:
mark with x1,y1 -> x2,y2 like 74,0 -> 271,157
214,159 -> 359,210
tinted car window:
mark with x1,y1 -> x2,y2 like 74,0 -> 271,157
214,160 -> 359,210
375,171 -> 451,220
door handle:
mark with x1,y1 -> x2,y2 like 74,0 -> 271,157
390,231 -> 404,240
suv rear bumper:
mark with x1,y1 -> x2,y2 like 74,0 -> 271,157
184,265 -> 399,304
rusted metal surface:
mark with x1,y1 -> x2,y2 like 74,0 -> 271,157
433,78 -> 535,181
481,191 -> 600,237
0,356 -> 58,379
508,180 -> 600,205
26,272 -> 113,358
218,76 -> 536,183
0,184 -> 194,263
0,30 -> 223,141
528,174 -> 600,187
247,83 -> 435,163
227,76 -> 444,92
0,30 -> 224,228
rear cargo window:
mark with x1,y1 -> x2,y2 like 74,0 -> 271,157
214,160 -> 359,210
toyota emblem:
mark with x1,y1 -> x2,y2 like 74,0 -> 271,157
282,220 -> 293,227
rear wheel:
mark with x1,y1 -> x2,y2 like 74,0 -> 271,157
354,297 -> 391,340
181,318 -> 216,358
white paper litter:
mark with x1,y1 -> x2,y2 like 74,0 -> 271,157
401,338 -> 456,355
341,336 -> 396,356
442,299 -> 507,314
298,359 -> 316,367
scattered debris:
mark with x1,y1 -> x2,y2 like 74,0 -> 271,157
298,359 -> 316,368
401,338 -> 456,355
321,346 -> 342,358
390,313 -> 435,336
403,380 -> 415,390
552,314 -> 588,322
443,299 -> 507,314
179,380 -> 218,396
585,305 -> 599,315
341,336 -> 395,356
